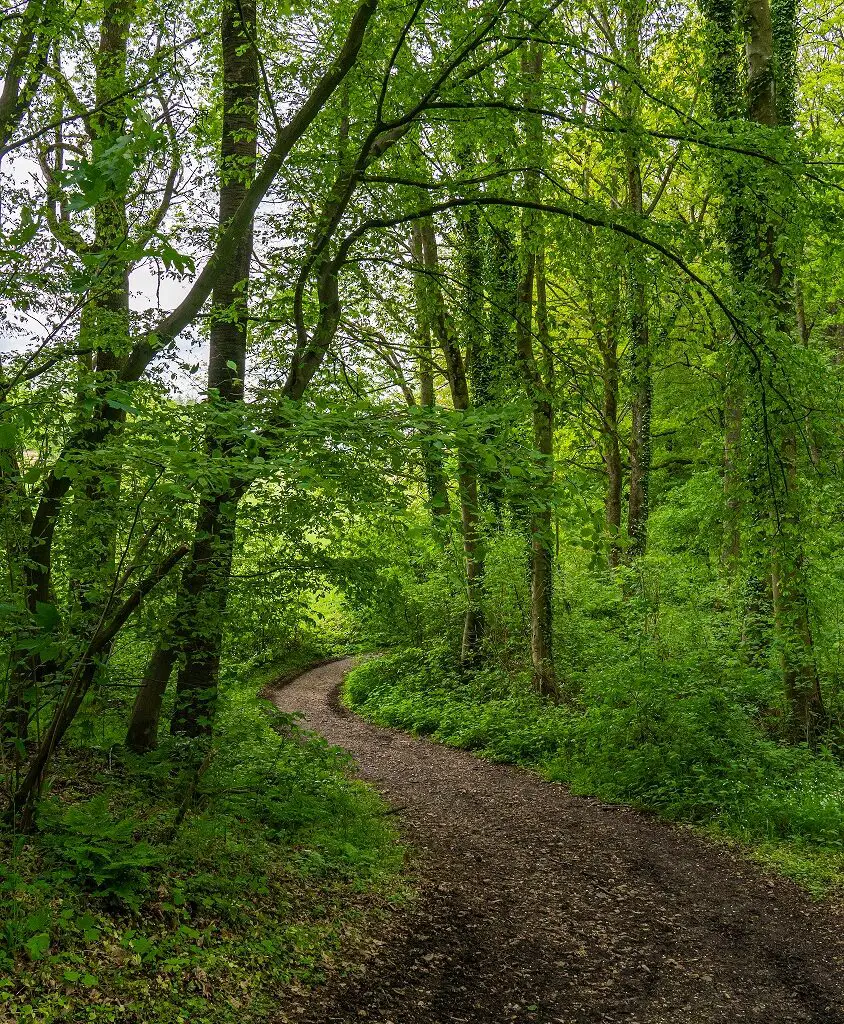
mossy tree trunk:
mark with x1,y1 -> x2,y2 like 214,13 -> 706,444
515,42 -> 559,699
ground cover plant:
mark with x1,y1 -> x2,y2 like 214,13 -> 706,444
0,650 -> 405,1023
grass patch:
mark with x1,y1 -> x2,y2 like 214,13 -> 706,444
0,654 -> 407,1023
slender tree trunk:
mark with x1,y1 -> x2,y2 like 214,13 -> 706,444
621,5 -> 652,561
418,218 -> 485,663
626,262 -> 652,559
411,222 -> 450,520
459,202 -> 485,379
168,0 -> 259,737
529,245 -> 557,697
722,377 -> 742,568
600,321 -> 623,567
480,217 -> 518,521
582,151 -> 622,569
771,427 -> 825,742
795,278 -> 822,470
10,546 -> 187,827
460,198 -> 506,525
515,242 -> 557,698
125,646 -> 177,753
515,43 -> 558,699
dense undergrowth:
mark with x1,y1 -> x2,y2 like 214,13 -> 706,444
340,514 -> 844,897
345,647 -> 844,893
0,650 -> 405,1023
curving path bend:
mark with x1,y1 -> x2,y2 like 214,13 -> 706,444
270,658 -> 844,1024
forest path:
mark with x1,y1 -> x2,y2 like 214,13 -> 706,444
270,658 -> 844,1024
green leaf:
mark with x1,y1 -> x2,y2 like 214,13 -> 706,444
34,602 -> 61,631
24,933 -> 50,961
0,423 -> 17,448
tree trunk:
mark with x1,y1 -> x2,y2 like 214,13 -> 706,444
170,494 -> 242,736
771,426 -> 825,743
701,0 -> 825,735
744,0 -> 825,739
722,378 -> 742,568
2,0 -> 134,757
418,218 -> 485,664
125,646 -> 177,752
479,216 -> 518,521
625,262 -> 652,559
167,0 -> 259,737
411,222 -> 450,519
515,43 -> 558,699
600,321 -> 623,568
530,249 -> 557,696
621,6 -> 652,561
10,546 -> 187,827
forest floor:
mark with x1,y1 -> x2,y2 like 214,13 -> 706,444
270,659 -> 844,1024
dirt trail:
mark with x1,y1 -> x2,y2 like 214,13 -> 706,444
270,658 -> 844,1024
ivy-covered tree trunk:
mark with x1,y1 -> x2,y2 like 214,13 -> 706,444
702,0 -> 825,740
2,0 -> 134,759
744,0 -> 825,741
514,43 -> 558,699
124,0 -> 260,744
0,0 -> 56,149
64,0 -> 135,662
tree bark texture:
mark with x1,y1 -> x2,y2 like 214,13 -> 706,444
418,218 -> 486,664
167,0 -> 259,738
515,43 -> 558,699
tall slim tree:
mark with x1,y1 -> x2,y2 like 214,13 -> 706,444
417,216 -> 486,663
166,0 -> 261,737
701,0 -> 825,740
